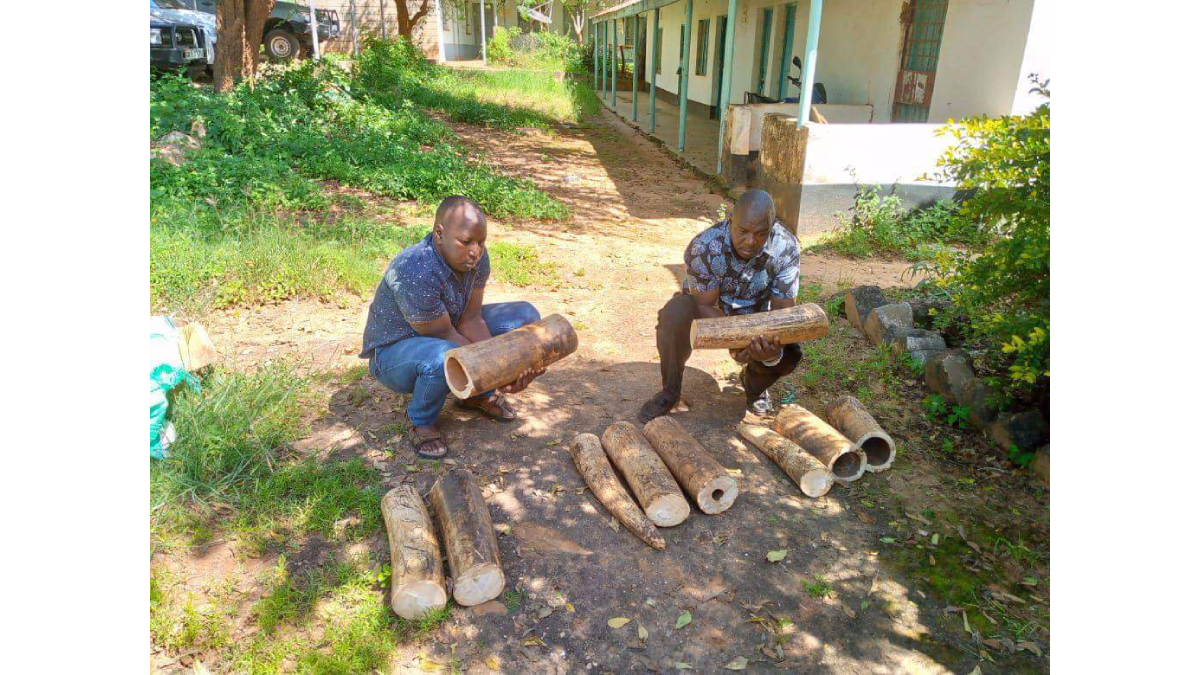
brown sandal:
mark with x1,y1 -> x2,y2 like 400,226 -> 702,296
455,393 -> 516,422
413,428 -> 449,459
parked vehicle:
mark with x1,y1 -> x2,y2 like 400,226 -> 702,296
149,0 -> 216,75
150,19 -> 209,78
182,0 -> 341,62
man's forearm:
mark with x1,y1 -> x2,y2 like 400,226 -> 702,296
457,317 -> 492,344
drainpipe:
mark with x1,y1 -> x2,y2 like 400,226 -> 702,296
797,0 -> 824,128
650,8 -> 659,133
593,22 -> 599,90
350,0 -> 358,55
678,0 -> 693,152
380,0 -> 386,40
715,0 -> 738,174
602,22 -> 608,94
632,15 -> 641,122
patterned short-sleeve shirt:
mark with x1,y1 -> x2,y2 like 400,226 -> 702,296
360,232 -> 490,357
683,219 -> 801,316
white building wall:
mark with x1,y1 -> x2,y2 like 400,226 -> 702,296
928,0 -> 1036,122
1010,0 -> 1048,116
636,0 -> 1035,124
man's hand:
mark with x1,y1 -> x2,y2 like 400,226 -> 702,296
737,335 -> 783,363
499,367 -> 546,394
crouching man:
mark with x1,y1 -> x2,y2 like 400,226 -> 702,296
638,190 -> 803,423
360,196 -> 544,458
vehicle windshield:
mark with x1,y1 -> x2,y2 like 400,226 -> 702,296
152,1 -> 193,10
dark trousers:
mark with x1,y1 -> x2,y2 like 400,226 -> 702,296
655,293 -> 802,402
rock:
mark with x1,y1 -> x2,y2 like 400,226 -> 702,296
907,297 -> 953,328
907,349 -> 943,367
989,411 -> 1050,454
151,144 -> 186,166
843,286 -> 889,330
959,378 -> 999,429
157,130 -> 201,150
924,349 -> 975,404
863,303 -> 913,348
904,329 -> 946,353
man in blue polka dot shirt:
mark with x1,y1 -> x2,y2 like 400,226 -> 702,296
638,190 -> 802,423
360,196 -> 544,458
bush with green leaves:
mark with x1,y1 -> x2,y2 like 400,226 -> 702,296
921,78 -> 1050,403
822,186 -> 982,261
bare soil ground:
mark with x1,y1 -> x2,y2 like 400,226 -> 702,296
155,108 -> 1048,673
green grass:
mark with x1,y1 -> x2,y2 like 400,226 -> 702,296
150,364 -> 384,551
151,39 -> 572,313
151,205 -> 556,313
804,576 -> 833,599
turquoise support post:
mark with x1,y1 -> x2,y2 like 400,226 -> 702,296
603,22 -> 609,95
611,19 -> 618,107
677,0 -> 693,152
798,0 -> 824,128
650,8 -> 659,133
593,23 -> 599,90
715,0 -> 738,174
632,15 -> 640,122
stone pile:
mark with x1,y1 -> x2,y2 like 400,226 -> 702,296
842,286 -> 1049,461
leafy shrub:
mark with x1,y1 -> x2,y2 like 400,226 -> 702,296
487,25 -> 515,64
921,78 -> 1050,402
822,186 -> 980,261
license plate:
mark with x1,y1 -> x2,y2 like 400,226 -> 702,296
183,48 -> 204,60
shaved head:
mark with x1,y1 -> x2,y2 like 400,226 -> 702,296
433,196 -> 487,273
729,190 -> 776,260
435,196 -> 485,234
733,190 -> 775,227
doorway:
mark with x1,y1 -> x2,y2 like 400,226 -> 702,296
893,0 -> 949,122
754,8 -> 774,95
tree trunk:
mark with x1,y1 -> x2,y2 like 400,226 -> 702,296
215,0 -> 247,93
428,469 -> 505,606
444,314 -> 578,399
689,304 -> 829,350
381,486 -> 448,618
570,433 -> 666,550
773,405 -> 867,483
395,0 -> 431,38
642,417 -> 739,514
600,422 -> 690,527
737,423 -> 832,498
825,396 -> 896,472
243,0 -> 275,85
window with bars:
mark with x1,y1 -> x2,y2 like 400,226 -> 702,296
695,19 -> 710,76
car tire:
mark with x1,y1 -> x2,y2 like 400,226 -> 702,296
265,28 -> 300,62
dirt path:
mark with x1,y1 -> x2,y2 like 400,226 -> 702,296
174,108 -> 1047,674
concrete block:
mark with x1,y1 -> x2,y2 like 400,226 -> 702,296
924,349 -> 974,404
989,411 -> 1050,454
863,303 -> 913,348
844,285 -> 889,331
904,329 -> 946,353
959,378 -> 999,429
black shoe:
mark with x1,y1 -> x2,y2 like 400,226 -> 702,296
748,388 -> 773,416
637,391 -> 678,424
739,367 -> 772,416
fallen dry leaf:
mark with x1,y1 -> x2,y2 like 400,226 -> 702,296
638,624 -> 648,640
767,549 -> 788,562
675,610 -> 692,629
484,656 -> 501,671
724,656 -> 748,670
608,617 -> 632,628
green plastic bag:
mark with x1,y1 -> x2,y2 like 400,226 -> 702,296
151,316 -> 198,458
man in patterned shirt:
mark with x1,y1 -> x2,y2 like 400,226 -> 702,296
638,190 -> 802,423
360,196 -> 544,458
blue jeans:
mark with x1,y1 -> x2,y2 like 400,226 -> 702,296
368,302 -> 541,427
